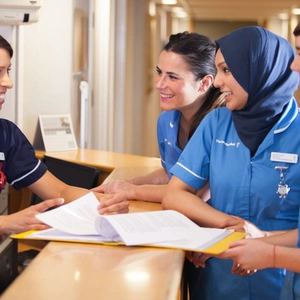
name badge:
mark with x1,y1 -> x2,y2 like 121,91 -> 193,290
0,153 -> 4,161
271,152 -> 298,164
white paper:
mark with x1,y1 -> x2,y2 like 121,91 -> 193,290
30,192 -> 232,251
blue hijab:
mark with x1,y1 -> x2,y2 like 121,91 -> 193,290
216,26 -> 299,156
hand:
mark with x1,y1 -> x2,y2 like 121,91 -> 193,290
218,239 -> 274,273
95,192 -> 129,214
92,180 -> 137,199
1,198 -> 64,234
218,216 -> 267,238
186,251 -> 211,268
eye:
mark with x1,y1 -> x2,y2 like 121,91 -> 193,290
169,75 -> 178,80
156,66 -> 162,75
223,67 -> 230,74
7,67 -> 11,75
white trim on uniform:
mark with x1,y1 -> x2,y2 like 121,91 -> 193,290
176,162 -> 207,180
10,160 -> 41,186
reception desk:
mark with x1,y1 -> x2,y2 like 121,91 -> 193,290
3,149 -> 186,300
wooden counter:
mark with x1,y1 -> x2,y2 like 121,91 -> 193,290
2,242 -> 184,300
4,149 -> 185,300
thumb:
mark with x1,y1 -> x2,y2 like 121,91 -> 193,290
36,198 -> 65,212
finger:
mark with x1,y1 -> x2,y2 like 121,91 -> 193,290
98,201 -> 130,214
99,193 -> 127,207
186,251 -> 193,261
29,223 -> 51,231
227,240 -> 246,248
217,218 -> 239,229
35,198 -> 65,212
91,186 -> 105,193
101,207 -> 130,215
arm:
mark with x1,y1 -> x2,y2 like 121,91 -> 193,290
92,168 -> 170,203
28,171 -> 129,214
218,216 -> 288,238
0,198 -> 64,234
163,175 -> 235,227
219,230 -> 299,272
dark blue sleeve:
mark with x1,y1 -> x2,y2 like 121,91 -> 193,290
0,119 -> 47,190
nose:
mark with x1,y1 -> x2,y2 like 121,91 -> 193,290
290,56 -> 300,73
0,72 -> 13,89
155,74 -> 166,90
213,72 -> 222,88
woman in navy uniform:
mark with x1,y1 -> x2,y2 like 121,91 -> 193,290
0,35 -> 128,235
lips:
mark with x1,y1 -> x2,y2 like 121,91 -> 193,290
222,91 -> 232,100
160,93 -> 174,99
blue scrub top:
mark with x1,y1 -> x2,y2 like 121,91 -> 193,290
170,99 -> 300,300
0,119 -> 47,190
280,206 -> 300,300
157,110 -> 184,177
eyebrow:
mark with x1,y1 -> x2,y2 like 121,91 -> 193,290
156,66 -> 180,76
216,61 -> 226,68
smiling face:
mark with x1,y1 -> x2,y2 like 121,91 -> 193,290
0,48 -> 13,110
214,49 -> 248,111
155,50 -> 203,113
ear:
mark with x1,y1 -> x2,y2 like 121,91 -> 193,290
199,74 -> 214,92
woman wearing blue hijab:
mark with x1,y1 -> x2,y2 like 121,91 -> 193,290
163,26 -> 300,299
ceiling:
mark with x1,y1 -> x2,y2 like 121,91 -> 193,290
177,0 -> 300,21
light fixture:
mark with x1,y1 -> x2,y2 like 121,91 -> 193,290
162,0 -> 177,5
278,13 -> 289,20
292,8 -> 300,15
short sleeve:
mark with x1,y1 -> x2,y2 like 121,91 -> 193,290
0,120 -> 47,190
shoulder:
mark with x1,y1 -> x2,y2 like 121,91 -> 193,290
202,106 -> 231,124
0,118 -> 24,139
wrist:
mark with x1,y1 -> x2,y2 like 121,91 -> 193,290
126,186 -> 137,200
0,215 -> 9,235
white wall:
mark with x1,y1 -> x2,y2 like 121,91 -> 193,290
0,0 -> 88,145
21,0 -> 73,142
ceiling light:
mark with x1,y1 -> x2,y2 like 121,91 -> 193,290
292,8 -> 300,15
162,0 -> 177,5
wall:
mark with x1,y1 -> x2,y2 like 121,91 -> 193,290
0,0 -> 88,146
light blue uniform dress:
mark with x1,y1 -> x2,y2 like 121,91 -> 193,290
170,99 -> 300,299
280,207 -> 300,300
157,110 -> 183,178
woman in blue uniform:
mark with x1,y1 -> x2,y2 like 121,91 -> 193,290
218,22 -> 300,300
93,32 -> 224,203
163,26 -> 300,299
0,35 -> 128,236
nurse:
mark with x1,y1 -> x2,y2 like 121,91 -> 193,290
219,22 -> 300,300
163,26 -> 300,299
93,32 -> 224,203
0,35 -> 129,235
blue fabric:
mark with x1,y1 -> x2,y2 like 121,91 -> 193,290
280,206 -> 300,300
157,110 -> 184,178
0,119 -> 47,190
216,26 -> 299,156
170,98 -> 300,299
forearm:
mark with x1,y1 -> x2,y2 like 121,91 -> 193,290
29,171 -> 90,204
0,215 -> 9,235
126,168 -> 169,185
163,177 -> 232,227
132,184 -> 167,203
274,245 -> 300,272
260,229 -> 298,247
